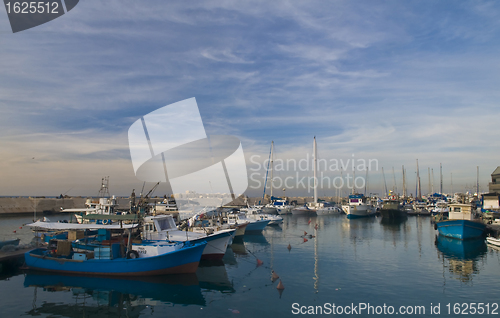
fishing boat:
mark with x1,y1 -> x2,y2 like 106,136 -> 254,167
24,240 -> 206,276
435,203 -> 486,240
342,194 -> 377,219
413,201 -> 431,216
226,212 -> 271,231
241,207 -> 283,225
142,214 -> 234,260
379,199 -> 406,219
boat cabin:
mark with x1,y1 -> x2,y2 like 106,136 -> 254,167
448,204 -> 474,221
347,194 -> 366,206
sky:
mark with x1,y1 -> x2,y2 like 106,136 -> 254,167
0,0 -> 499,198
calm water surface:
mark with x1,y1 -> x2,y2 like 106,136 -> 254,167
0,214 -> 499,317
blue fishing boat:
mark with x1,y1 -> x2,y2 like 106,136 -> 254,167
435,204 -> 486,240
24,241 -> 206,276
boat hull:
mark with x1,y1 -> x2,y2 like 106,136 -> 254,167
343,205 -> 376,219
24,242 -> 206,276
380,209 -> 407,219
291,207 -> 316,215
245,219 -> 271,232
436,220 -> 486,240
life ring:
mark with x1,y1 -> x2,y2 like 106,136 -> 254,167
102,219 -> 111,225
126,250 -> 140,259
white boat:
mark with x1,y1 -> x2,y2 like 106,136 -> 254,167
486,236 -> 500,247
271,199 -> 294,215
240,207 -> 283,225
142,215 -> 234,260
61,178 -> 125,224
431,200 -> 449,215
226,212 -> 271,231
342,194 -> 377,219
316,206 -> 342,215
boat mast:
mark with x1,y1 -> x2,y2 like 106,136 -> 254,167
270,141 -> 274,199
440,163 -> 443,194
313,137 -> 318,204
261,142 -> 273,204
476,166 -> 480,195
431,168 -> 435,194
416,159 -> 421,199
402,165 -> 406,198
428,167 -> 431,196
392,166 -> 397,194
382,167 -> 388,197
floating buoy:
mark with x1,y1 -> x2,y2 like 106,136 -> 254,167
314,224 -> 318,230
304,231 -> 308,236
19,227 -> 22,229
277,280 -> 285,290
308,219 -> 311,224
303,238 -> 308,242
256,259 -> 264,267
287,244 -> 291,251
271,270 -> 279,282
13,230 -> 16,233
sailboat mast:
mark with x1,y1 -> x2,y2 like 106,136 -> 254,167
270,141 -> 274,198
261,142 -> 273,203
416,159 -> 421,199
392,166 -> 397,194
402,165 -> 406,198
440,163 -> 443,194
313,137 -> 318,203
382,167 -> 388,197
428,167 -> 431,196
477,166 -> 479,195
431,168 -> 435,194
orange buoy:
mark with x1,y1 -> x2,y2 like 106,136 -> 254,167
277,280 -> 285,290
314,223 -> 318,230
271,270 -> 279,282
304,231 -> 308,236
303,238 -> 308,242
287,244 -> 291,251
308,219 -> 311,224
19,227 -> 22,229
13,230 -> 16,233
256,259 -> 264,267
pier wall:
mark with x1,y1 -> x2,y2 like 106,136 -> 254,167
0,197 -> 132,215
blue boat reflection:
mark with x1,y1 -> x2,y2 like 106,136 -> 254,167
24,271 -> 205,307
435,235 -> 487,283
435,235 -> 487,260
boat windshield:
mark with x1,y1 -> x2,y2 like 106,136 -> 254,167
154,217 -> 177,231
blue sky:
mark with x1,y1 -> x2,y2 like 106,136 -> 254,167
0,1 -> 499,198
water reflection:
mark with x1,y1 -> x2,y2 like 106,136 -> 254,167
23,259 -> 236,316
197,260 -> 235,293
435,235 -> 487,282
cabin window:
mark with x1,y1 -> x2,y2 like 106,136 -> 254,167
453,207 -> 461,212
350,199 -> 359,203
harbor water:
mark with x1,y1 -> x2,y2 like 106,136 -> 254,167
1,214 -> 499,317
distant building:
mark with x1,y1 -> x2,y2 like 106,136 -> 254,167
489,166 -> 500,194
